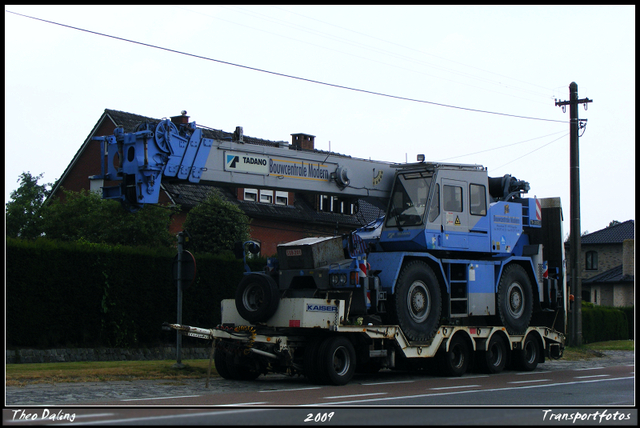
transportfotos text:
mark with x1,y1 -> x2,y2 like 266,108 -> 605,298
542,409 -> 632,423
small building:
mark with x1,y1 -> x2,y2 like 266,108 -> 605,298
47,109 -> 383,256
565,220 -> 635,307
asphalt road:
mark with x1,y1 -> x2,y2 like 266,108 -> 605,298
4,350 -> 635,426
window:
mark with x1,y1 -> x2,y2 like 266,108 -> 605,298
320,195 -> 331,212
244,188 -> 258,202
428,183 -> 440,222
275,191 -> 288,205
260,190 -> 273,204
385,171 -> 433,228
585,251 -> 598,271
89,178 -> 103,194
443,185 -> 462,212
319,194 -> 354,214
469,184 -> 487,216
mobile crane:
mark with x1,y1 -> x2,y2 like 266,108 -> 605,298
94,113 -> 567,385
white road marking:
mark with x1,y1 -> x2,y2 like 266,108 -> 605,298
260,386 -> 323,393
307,376 -> 634,406
430,385 -> 481,390
361,380 -> 416,386
508,379 -> 550,384
573,366 -> 605,371
121,395 -> 200,401
323,392 -> 387,399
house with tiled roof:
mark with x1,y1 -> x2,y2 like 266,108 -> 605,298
47,109 -> 383,256
565,220 -> 634,307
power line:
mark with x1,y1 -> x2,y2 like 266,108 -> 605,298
438,130 -> 567,161
490,133 -> 568,171
185,5 -> 549,105
270,5 -> 559,100
6,10 -> 568,124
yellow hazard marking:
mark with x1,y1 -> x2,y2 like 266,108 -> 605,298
373,170 -> 384,186
455,216 -> 461,226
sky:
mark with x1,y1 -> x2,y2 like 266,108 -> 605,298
5,5 -> 635,236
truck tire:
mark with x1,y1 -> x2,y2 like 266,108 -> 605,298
437,334 -> 470,377
512,333 -> 540,371
496,264 -> 533,335
477,334 -> 508,374
226,351 -> 261,381
317,336 -> 356,386
214,346 -> 233,380
304,338 -> 326,384
235,273 -> 279,323
390,261 -> 442,342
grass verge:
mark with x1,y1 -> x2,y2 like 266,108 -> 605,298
6,359 -> 217,387
561,339 -> 634,361
6,340 -> 633,386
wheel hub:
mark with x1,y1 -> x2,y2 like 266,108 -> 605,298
507,283 -> 524,318
407,281 -> 430,322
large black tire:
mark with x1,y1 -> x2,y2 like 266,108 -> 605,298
214,346 -> 233,380
226,351 -> 261,381
317,336 -> 356,386
496,264 -> 533,335
512,333 -> 540,371
304,338 -> 326,384
477,334 -> 508,374
437,334 -> 470,377
389,261 -> 442,342
235,273 -> 280,323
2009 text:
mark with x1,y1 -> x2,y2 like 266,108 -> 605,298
304,412 -> 335,423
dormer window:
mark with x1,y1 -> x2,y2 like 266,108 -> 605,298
244,188 -> 258,202
244,188 -> 289,205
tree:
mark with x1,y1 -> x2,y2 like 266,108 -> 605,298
40,189 -> 177,248
5,172 -> 51,239
183,189 -> 250,255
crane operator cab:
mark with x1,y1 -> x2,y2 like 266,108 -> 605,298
379,161 -> 494,254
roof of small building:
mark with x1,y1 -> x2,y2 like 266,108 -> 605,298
580,220 -> 635,245
162,182 -> 382,228
582,265 -> 633,284
51,108 -> 382,230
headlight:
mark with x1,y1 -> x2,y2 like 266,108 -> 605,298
330,273 -> 347,286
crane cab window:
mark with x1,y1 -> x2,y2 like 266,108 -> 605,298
386,172 -> 433,228
443,185 -> 463,212
469,184 -> 487,216
428,184 -> 440,222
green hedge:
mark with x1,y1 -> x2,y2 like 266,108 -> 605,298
581,302 -> 630,344
619,306 -> 634,340
6,238 -> 263,349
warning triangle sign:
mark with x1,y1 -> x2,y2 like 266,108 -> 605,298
454,216 -> 461,226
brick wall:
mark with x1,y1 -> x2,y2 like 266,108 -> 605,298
566,243 -> 624,280
622,239 -> 634,276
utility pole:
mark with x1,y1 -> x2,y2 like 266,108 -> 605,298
555,82 -> 592,347
173,231 -> 185,368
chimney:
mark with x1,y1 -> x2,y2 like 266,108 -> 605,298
291,133 -> 315,150
622,239 -> 634,276
170,110 -> 190,126
233,126 -> 244,143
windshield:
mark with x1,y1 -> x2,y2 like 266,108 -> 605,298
385,172 -> 433,229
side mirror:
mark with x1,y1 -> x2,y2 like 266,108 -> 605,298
246,241 -> 261,255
